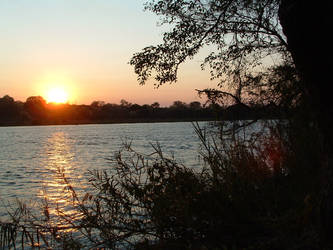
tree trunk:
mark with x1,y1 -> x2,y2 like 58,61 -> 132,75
279,0 -> 333,244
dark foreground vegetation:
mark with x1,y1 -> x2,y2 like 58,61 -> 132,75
1,0 -> 333,249
0,120 -> 327,249
0,95 -> 284,126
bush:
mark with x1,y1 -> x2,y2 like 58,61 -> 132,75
0,120 -> 325,249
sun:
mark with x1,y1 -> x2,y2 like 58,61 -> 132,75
46,87 -> 69,104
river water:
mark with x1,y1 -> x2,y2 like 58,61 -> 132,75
0,122 -> 206,219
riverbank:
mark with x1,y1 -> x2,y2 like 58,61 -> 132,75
0,117 -> 217,127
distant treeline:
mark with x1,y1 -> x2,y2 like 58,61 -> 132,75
0,95 -> 284,126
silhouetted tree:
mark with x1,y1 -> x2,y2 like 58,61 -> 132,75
171,100 -> 187,109
130,0 -> 292,102
130,103 -> 142,111
130,0 -> 332,244
0,95 -> 14,104
189,101 -> 201,110
91,101 -> 105,107
0,95 -> 21,124
279,0 -> 332,243
130,0 -> 330,137
120,99 -> 131,108
279,1 -> 332,143
151,101 -> 160,109
24,96 -> 48,124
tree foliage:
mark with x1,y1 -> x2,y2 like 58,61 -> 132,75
128,0 -> 333,247
130,0 -> 292,102
1,94 -> 285,126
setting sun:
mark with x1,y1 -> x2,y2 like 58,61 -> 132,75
46,87 -> 69,104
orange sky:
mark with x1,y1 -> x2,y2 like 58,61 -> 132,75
0,0 -> 217,106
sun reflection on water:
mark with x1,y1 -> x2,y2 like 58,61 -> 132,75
38,131 -> 84,230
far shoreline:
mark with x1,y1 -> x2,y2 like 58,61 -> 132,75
0,117 -> 218,128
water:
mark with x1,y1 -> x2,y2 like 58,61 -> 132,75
0,122 -> 204,219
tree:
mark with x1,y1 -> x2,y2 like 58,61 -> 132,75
0,95 -> 14,104
130,0 -> 332,243
130,0 -> 330,135
91,101 -> 105,107
120,99 -> 131,108
0,95 -> 20,123
278,0 -> 333,243
171,100 -> 187,109
279,0 -> 332,146
189,101 -> 201,110
130,0 -> 290,96
151,101 -> 160,109
24,96 -> 48,123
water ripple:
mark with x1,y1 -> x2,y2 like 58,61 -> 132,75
0,122 -> 205,219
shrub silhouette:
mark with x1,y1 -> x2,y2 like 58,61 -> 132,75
1,120 -> 324,249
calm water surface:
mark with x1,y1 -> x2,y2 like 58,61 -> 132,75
0,122 -> 204,218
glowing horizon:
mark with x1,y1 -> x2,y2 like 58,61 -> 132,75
0,0 -> 215,107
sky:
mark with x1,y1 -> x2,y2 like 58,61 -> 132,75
0,0 -> 216,106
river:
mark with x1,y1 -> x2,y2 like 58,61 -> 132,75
0,122 -> 206,219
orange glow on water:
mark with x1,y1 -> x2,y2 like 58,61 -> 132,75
39,131 -> 84,231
